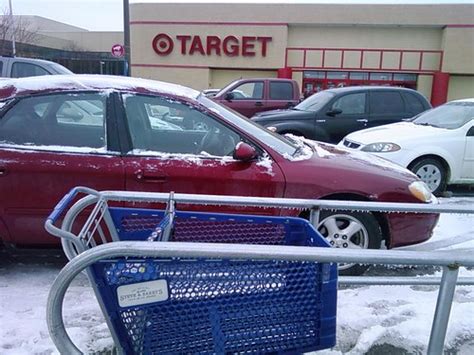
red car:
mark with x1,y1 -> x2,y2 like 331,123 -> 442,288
0,75 -> 438,275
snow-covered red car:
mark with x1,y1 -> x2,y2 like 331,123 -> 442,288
0,75 -> 438,275
339,98 -> 474,195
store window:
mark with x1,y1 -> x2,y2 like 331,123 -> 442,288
369,72 -> 392,81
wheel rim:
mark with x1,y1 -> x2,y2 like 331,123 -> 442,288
317,214 -> 370,271
414,164 -> 441,192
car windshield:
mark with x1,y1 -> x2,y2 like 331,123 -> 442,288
295,91 -> 335,111
413,101 -> 474,129
198,95 -> 298,156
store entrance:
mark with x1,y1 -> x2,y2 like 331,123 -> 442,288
302,71 -> 418,98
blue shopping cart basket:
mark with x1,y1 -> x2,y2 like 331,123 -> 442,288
82,205 -> 337,354
47,189 -> 338,354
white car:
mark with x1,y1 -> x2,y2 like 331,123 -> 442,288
339,98 -> 474,195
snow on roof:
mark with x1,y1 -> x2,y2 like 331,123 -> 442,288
0,75 -> 200,101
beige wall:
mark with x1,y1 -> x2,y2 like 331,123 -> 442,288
288,26 -> 442,50
47,32 -> 123,52
210,69 -> 277,90
132,66 -> 210,90
442,28 -> 474,74
131,3 -> 474,27
127,2 -> 474,100
417,75 -> 434,101
130,24 -> 287,69
447,76 -> 474,101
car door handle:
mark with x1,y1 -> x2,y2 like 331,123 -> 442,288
316,119 -> 326,123
135,170 -> 167,183
356,119 -> 368,123
0,167 -> 7,176
255,101 -> 263,107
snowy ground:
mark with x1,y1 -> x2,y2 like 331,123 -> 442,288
0,197 -> 473,354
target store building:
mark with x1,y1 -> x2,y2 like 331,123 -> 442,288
129,2 -> 474,105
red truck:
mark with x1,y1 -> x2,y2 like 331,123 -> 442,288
212,78 -> 301,118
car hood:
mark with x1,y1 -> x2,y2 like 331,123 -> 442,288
253,109 -> 311,121
279,136 -> 422,201
345,122 -> 445,145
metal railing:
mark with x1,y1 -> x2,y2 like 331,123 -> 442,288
45,187 -> 474,355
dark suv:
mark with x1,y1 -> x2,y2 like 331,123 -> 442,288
252,86 -> 431,143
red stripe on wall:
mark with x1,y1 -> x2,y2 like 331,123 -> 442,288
130,21 -> 288,26
132,63 -> 210,69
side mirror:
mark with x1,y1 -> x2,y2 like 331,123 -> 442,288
326,108 -> 342,117
225,92 -> 235,101
233,142 -> 258,162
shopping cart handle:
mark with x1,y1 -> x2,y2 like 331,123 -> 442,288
47,186 -> 99,224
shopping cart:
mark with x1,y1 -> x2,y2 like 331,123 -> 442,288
46,187 -> 338,354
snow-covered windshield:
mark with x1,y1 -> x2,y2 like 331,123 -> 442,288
414,101 -> 474,129
295,91 -> 334,111
198,95 -> 298,156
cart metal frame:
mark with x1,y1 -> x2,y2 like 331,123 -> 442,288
45,187 -> 474,355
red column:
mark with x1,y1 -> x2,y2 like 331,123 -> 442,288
430,72 -> 450,107
277,67 -> 292,79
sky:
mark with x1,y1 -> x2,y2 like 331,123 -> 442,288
0,0 -> 473,31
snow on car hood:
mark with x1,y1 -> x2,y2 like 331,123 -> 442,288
346,122 -> 445,145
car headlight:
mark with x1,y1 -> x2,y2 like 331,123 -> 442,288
361,142 -> 401,152
409,181 -> 435,203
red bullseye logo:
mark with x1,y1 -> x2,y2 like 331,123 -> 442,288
152,33 -> 174,56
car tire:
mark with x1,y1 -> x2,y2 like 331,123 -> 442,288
409,158 -> 447,196
317,211 -> 382,276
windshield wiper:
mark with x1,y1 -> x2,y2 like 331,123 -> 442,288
415,122 -> 440,128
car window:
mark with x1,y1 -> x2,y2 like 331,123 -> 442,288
370,91 -> 405,115
402,92 -> 426,115
296,90 -> 334,111
413,101 -> 474,129
11,62 -> 50,78
123,94 -> 242,157
269,82 -> 293,100
198,95 -> 298,157
231,82 -> 264,100
0,93 -> 106,149
331,93 -> 366,114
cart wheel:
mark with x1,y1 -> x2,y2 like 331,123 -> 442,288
317,211 -> 382,276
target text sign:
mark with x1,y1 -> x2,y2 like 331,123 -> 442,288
152,33 -> 272,57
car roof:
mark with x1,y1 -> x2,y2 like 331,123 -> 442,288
450,98 -> 474,103
0,74 -> 201,101
325,86 -> 418,94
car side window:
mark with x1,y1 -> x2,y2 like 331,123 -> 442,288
123,94 -> 242,157
231,82 -> 264,100
11,62 -> 50,78
370,91 -> 405,115
269,82 -> 293,100
0,93 -> 106,149
331,93 -> 366,114
402,92 -> 426,115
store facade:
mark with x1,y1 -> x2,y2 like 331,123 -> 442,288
129,2 -> 474,105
